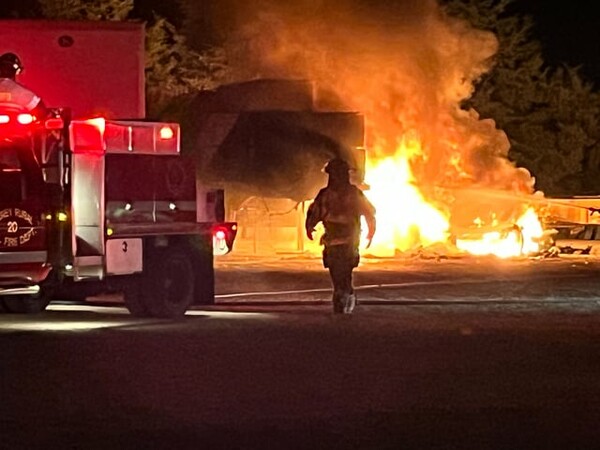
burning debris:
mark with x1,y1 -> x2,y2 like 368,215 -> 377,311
227,0 -> 545,258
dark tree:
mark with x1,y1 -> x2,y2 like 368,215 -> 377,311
443,0 -> 600,195
8,0 -> 230,117
0,0 -> 40,17
38,0 -> 133,20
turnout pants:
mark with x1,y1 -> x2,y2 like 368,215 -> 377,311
323,244 -> 359,313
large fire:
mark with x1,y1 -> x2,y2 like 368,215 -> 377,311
363,136 -> 544,258
364,136 -> 449,256
231,0 -> 546,258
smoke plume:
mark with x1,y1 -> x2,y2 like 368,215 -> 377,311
225,0 -> 536,227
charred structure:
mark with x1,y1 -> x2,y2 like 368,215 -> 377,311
170,79 -> 366,254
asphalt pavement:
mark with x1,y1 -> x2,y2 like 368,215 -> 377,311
2,255 -> 600,449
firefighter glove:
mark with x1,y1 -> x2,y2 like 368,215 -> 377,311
306,228 -> 314,241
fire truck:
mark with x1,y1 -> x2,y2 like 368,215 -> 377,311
0,107 -> 237,317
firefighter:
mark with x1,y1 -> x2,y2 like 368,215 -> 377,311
0,52 -> 47,118
305,157 -> 376,314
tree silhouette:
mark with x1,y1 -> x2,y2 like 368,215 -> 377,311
35,0 -> 228,117
443,0 -> 600,195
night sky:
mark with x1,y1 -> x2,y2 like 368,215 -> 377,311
512,0 -> 600,85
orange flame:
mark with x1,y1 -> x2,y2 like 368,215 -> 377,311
362,137 -> 544,258
454,207 -> 543,258
364,136 -> 449,256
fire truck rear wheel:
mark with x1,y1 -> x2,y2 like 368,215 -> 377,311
144,246 -> 195,318
123,275 -> 153,317
3,293 -> 51,314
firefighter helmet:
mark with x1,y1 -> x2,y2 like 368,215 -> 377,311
0,53 -> 23,78
324,157 -> 351,175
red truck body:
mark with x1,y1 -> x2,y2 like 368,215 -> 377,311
0,20 -> 145,119
0,21 -> 236,317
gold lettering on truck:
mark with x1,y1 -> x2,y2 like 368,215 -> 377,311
3,237 -> 18,247
14,209 -> 33,224
0,208 -> 37,247
0,208 -> 11,222
19,228 -> 35,245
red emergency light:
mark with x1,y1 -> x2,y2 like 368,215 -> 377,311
211,223 -> 237,256
44,117 -> 64,130
0,110 -> 40,136
17,113 -> 34,125
69,117 -> 106,154
86,117 -> 106,134
0,112 -> 36,126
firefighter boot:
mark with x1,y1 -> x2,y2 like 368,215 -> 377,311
332,292 -> 344,314
343,293 -> 356,314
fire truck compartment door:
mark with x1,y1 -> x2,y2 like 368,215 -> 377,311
72,153 -> 105,256
106,238 -> 142,275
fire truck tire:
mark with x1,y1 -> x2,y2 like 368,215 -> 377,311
3,293 -> 51,314
144,246 -> 195,318
123,275 -> 152,317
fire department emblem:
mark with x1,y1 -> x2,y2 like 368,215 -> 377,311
0,207 -> 37,248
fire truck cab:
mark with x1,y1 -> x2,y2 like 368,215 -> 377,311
0,107 -> 236,317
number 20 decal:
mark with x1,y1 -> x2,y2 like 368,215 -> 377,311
7,221 -> 18,233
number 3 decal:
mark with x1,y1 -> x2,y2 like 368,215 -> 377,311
7,221 -> 18,233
